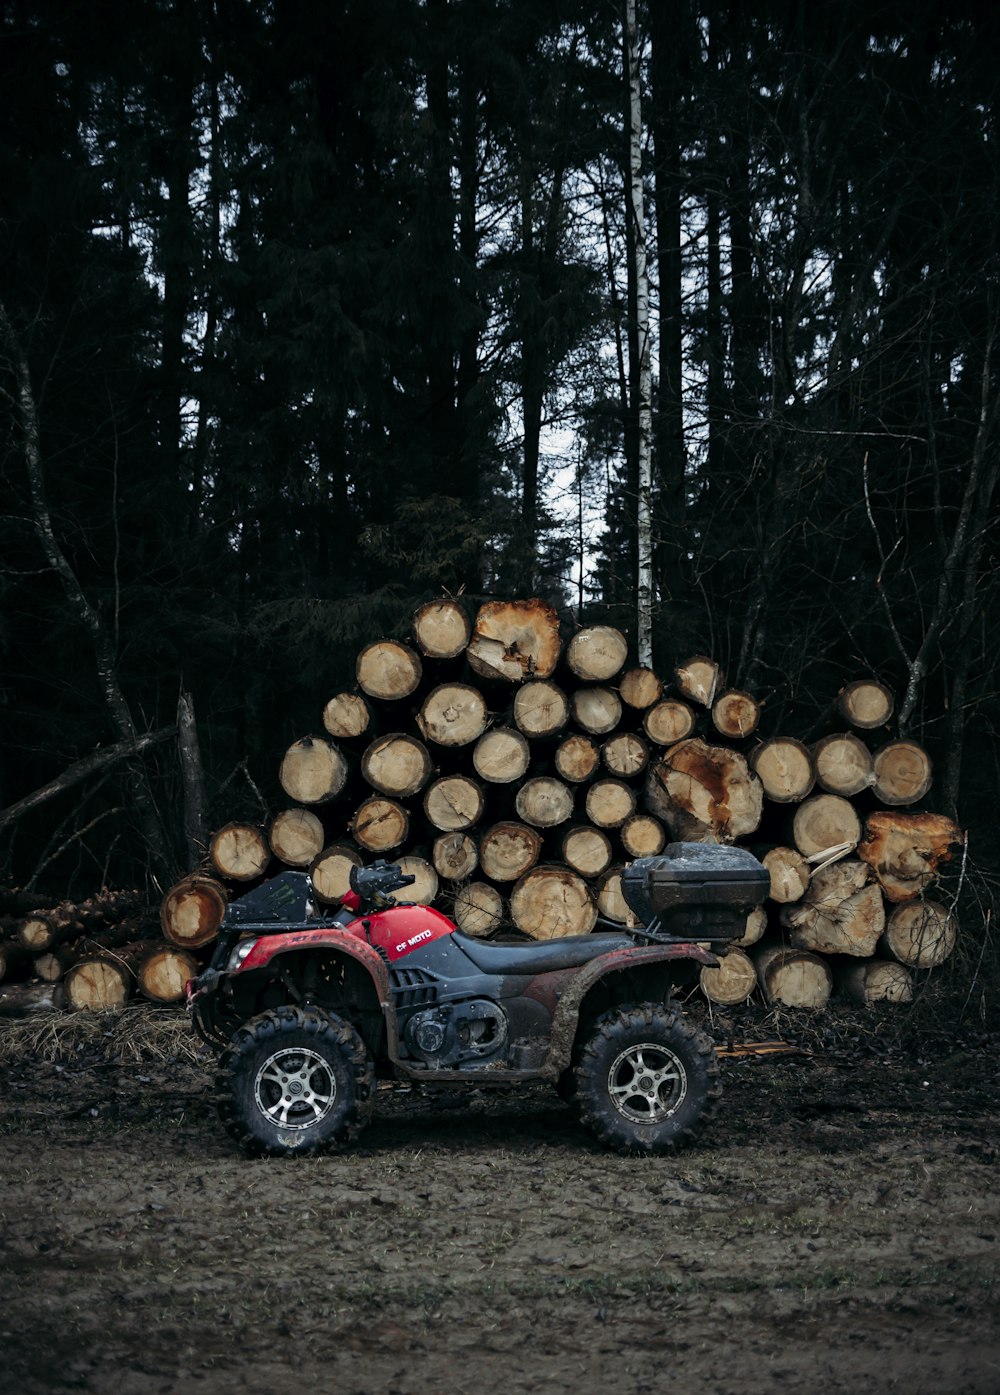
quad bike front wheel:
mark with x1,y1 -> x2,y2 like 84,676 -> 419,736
216,1005 -> 375,1157
572,1003 -> 719,1155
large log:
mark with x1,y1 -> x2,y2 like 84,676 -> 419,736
561,825 -> 613,877
554,733 -> 600,783
17,914 -> 61,954
595,867 -> 639,927
472,726 -> 531,785
837,678 -> 894,729
646,739 -> 763,842
279,736 -> 349,805
268,808 -> 325,867
432,831 -> 479,882
356,639 -> 423,700
351,796 -> 410,852
871,741 -> 933,806
514,776 -> 574,829
478,822 -> 542,882
510,865 -> 597,939
160,875 -> 227,948
422,775 -> 485,832
735,905 -> 767,948
700,947 -> 757,1005
753,944 -> 833,1008
750,738 -> 815,803
412,598 -> 472,658
565,625 -> 628,682
779,860 -> 885,957
619,666 -> 662,710
466,598 -> 562,682
585,778 -> 636,829
310,843 -> 363,903
397,855 -> 438,906
711,690 -> 761,740
601,732 -> 649,779
62,954 -> 136,1011
417,684 -> 488,747
838,960 -> 913,1004
620,813 -> 666,859
513,680 -> 570,738
322,691 -> 372,741
761,846 -> 811,904
452,882 -> 505,936
792,794 -> 862,857
15,889 -> 144,952
643,699 -> 696,746
674,656 -> 722,707
881,900 -> 958,968
361,733 -> 434,798
137,945 -> 201,1004
571,686 -> 622,736
858,811 -> 962,902
209,823 -> 270,882
811,732 -> 874,797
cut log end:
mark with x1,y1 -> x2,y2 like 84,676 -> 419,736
837,678 -> 894,729
700,946 -> 757,1004
310,844 -> 363,904
418,684 -> 489,747
566,625 -> 628,682
279,736 -> 349,805
750,738 -> 815,803
269,808 -> 325,867
674,655 -> 722,707
356,639 -> 423,700
510,866 -> 597,939
209,823 -> 270,882
412,598 -> 472,658
711,690 -> 761,740
466,599 -> 562,682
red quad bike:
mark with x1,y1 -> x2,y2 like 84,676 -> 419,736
187,844 -> 768,1158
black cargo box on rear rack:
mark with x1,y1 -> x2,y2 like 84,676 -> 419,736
622,844 -> 769,942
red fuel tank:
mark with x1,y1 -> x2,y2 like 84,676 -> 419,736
346,904 -> 456,963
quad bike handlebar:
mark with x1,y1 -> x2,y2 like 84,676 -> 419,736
349,859 -> 416,910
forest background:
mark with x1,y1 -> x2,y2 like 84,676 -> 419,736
1,0 -> 997,983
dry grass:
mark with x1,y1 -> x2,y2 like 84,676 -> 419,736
0,1003 -> 204,1066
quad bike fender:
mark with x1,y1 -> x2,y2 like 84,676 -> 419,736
237,929 -> 392,1005
542,941 -> 719,1078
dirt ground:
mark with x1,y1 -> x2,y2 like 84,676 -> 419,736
0,1004 -> 998,1395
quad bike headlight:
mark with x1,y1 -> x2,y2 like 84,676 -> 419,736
227,938 -> 259,971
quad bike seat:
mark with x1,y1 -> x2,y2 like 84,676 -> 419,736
451,929 -> 634,976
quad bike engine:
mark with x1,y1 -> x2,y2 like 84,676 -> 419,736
403,1000 -> 508,1068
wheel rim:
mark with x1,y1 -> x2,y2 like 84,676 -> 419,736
607,1041 -> 688,1124
254,1046 -> 337,1130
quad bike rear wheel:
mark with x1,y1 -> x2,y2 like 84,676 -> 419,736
217,1004 -> 375,1156
572,1003 -> 719,1155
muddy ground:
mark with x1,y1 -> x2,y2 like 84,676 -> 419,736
0,1006 -> 997,1395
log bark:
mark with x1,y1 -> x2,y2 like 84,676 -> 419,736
422,775 -> 485,832
674,655 -> 722,707
561,825 -> 613,878
160,875 -> 227,948
466,598 -> 562,682
753,944 -> 833,1008
857,811 -> 962,902
779,859 -> 885,956
356,640 -> 423,700
515,776 -> 574,829
418,684 -> 488,747
711,690 -> 761,740
643,699 -> 696,746
397,856 -> 439,906
554,733 -> 600,783
646,739 -> 763,842
16,889 -> 144,952
565,625 -> 628,681
871,741 -> 933,806
601,732 -> 649,779
750,738 -> 815,803
432,831 -> 479,882
351,797 -> 410,852
510,865 -> 597,939
361,733 -> 434,798
838,960 -> 913,1004
0,981 -> 60,1015
585,779 -> 637,829
619,666 -> 662,710
761,847 -> 810,904
811,732 -> 874,797
310,844 -> 363,904
513,680 -> 570,738
595,867 -> 639,927
478,822 -> 543,882
571,686 -> 622,736
268,808 -> 325,867
137,946 -> 201,1003
472,726 -> 531,784
881,900 -> 958,968
837,678 -> 894,729
322,692 -> 372,740
279,737 -> 349,805
209,823 -> 270,882
412,598 -> 472,658
792,794 -> 862,858
700,946 -> 757,1004
452,882 -> 505,936
620,813 -> 666,859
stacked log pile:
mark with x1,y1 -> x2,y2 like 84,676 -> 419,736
157,597 -> 964,1015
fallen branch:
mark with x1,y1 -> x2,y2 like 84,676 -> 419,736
0,728 -> 175,828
